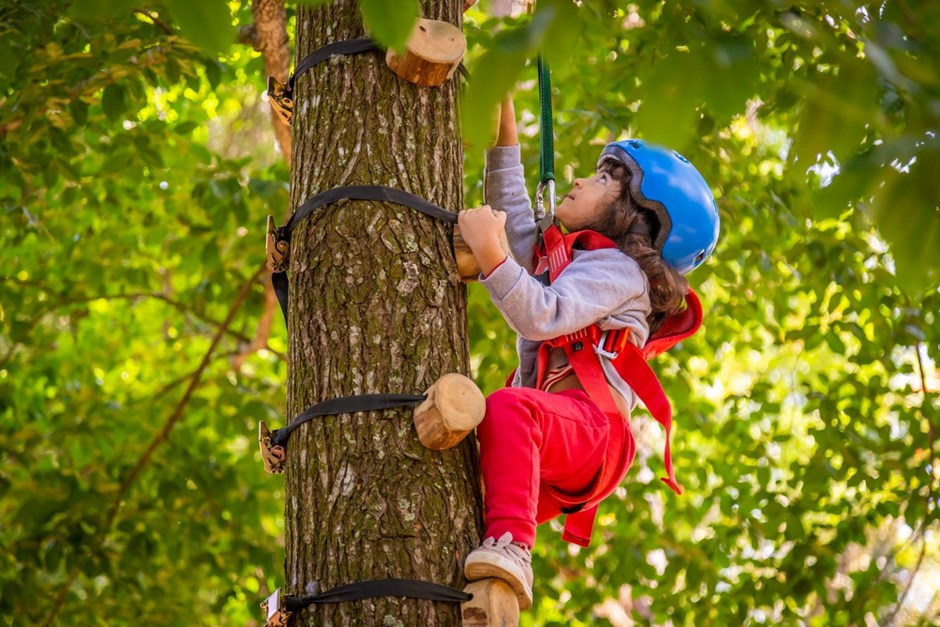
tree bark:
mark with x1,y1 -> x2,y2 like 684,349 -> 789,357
284,2 -> 482,625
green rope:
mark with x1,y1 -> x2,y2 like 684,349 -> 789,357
537,55 -> 554,184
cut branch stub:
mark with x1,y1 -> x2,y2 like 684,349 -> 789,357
413,373 -> 485,450
453,223 -> 511,283
385,18 -> 466,87
461,579 -> 520,626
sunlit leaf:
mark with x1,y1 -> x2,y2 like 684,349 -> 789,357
359,0 -> 419,53
165,0 -> 235,55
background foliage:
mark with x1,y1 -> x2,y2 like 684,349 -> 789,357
1,0 -> 938,625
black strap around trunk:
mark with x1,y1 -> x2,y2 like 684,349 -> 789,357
284,579 -> 471,610
272,185 -> 456,326
289,38 -> 382,90
272,393 -> 427,448
289,37 -> 469,91
283,185 -> 456,236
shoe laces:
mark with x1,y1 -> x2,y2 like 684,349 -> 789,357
483,532 -> 531,561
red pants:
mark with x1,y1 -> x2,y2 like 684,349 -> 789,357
477,386 -> 615,548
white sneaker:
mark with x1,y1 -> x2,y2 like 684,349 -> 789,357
464,531 -> 534,610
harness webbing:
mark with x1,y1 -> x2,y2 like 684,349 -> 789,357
271,185 -> 457,327
271,393 -> 427,449
532,225 -> 692,545
283,579 -> 471,609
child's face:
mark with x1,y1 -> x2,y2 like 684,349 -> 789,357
556,169 -> 622,231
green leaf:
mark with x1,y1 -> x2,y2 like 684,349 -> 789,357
67,0 -> 138,22
867,141 -> 940,298
793,59 -> 880,168
633,49 -> 703,149
69,99 -> 88,127
359,0 -> 419,53
461,11 -> 555,149
101,83 -> 126,121
539,0 -> 580,73
165,0 -> 235,55
701,35 -> 760,122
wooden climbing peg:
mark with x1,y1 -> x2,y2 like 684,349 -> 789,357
386,18 -> 467,87
413,373 -> 485,450
453,223 -> 511,283
461,579 -> 520,626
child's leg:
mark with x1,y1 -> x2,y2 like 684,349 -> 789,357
476,387 -> 610,547
466,387 -> 609,609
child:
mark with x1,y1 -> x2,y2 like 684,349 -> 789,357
457,98 -> 720,610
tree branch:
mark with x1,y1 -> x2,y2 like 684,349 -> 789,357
250,0 -> 292,165
232,0 -> 292,373
133,9 -> 174,36
39,265 -> 267,627
0,290 -> 283,370
0,44 -> 175,138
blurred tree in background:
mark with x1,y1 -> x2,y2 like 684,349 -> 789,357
0,0 -> 937,625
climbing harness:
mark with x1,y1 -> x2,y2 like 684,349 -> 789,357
263,580 -> 471,626
529,225 -> 703,546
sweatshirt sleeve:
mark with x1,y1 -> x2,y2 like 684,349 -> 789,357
484,145 -> 538,273
480,246 -> 651,342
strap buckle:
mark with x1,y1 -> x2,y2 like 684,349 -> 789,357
265,215 -> 290,273
266,76 -> 294,126
258,421 -> 286,474
547,325 -> 600,351
261,588 -> 291,627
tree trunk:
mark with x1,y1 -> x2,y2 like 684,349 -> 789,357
284,2 -> 482,625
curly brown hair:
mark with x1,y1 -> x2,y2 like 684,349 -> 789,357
586,160 -> 689,334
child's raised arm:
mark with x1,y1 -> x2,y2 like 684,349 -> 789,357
496,97 -> 518,147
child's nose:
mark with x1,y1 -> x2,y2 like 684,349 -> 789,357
573,178 -> 584,189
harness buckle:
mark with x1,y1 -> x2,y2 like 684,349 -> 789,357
535,179 -> 556,223
261,588 -> 291,627
265,215 -> 290,273
259,421 -> 286,474
595,330 -> 620,360
266,76 -> 294,126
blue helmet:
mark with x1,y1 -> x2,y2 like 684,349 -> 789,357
598,140 -> 720,274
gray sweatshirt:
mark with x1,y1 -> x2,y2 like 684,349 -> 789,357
479,145 -> 653,412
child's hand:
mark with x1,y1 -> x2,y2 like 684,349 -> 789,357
458,205 -> 508,276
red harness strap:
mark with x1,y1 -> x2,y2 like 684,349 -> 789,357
532,225 -> 698,546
